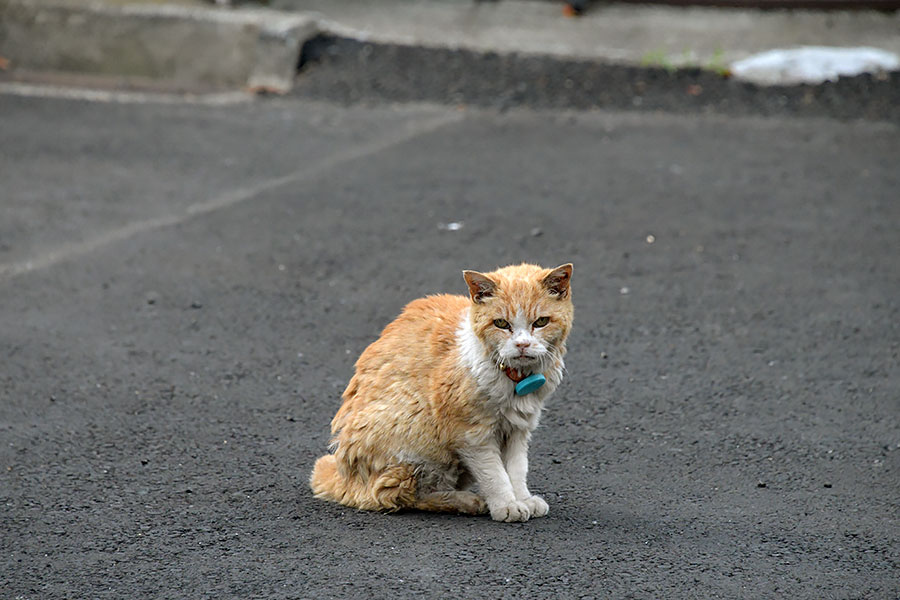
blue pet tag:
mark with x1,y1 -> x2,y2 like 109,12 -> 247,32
515,373 -> 546,396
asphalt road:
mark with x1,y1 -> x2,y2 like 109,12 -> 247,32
1,92 -> 898,599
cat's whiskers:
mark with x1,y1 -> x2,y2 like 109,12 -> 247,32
538,345 -> 567,379
538,351 -> 551,373
489,349 -> 505,370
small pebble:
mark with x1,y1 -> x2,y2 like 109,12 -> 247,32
823,482 -> 833,488
190,301 -> 203,309
757,481 -> 767,488
531,227 -> 543,237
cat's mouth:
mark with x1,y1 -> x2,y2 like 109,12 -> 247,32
502,354 -> 539,370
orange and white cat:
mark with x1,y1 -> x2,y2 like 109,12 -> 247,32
310,263 -> 573,522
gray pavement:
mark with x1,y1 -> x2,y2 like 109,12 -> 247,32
1,92 -> 898,598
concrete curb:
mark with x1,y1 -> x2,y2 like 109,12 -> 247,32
298,2 -> 900,69
0,0 -> 318,92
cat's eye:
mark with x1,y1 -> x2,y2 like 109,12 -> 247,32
493,318 -> 511,330
533,316 -> 550,328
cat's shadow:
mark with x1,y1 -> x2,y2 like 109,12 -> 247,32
384,501 -> 657,536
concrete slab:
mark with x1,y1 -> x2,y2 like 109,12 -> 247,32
0,0 -> 318,91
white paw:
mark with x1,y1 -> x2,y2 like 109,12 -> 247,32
522,495 -> 549,518
490,500 -> 531,522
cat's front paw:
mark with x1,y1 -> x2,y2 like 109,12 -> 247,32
522,495 -> 549,518
489,500 -> 531,523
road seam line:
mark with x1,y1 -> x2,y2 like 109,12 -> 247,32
0,110 -> 463,282
0,82 -> 254,105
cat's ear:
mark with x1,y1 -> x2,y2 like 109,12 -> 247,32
463,270 -> 497,304
542,263 -> 573,298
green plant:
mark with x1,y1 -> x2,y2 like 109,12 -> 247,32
639,49 -> 676,73
705,48 -> 732,78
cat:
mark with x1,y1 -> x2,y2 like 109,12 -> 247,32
310,263 -> 573,522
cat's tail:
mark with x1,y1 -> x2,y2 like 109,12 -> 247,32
310,454 -> 417,512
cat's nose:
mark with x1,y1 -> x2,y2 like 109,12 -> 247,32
515,341 -> 531,349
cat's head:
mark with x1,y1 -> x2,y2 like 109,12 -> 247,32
463,263 -> 574,372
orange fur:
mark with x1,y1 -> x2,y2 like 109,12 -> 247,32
310,263 -> 574,521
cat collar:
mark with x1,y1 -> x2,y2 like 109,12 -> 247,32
499,364 -> 547,396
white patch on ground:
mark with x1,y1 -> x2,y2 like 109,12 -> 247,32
731,46 -> 900,85
731,46 -> 900,86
